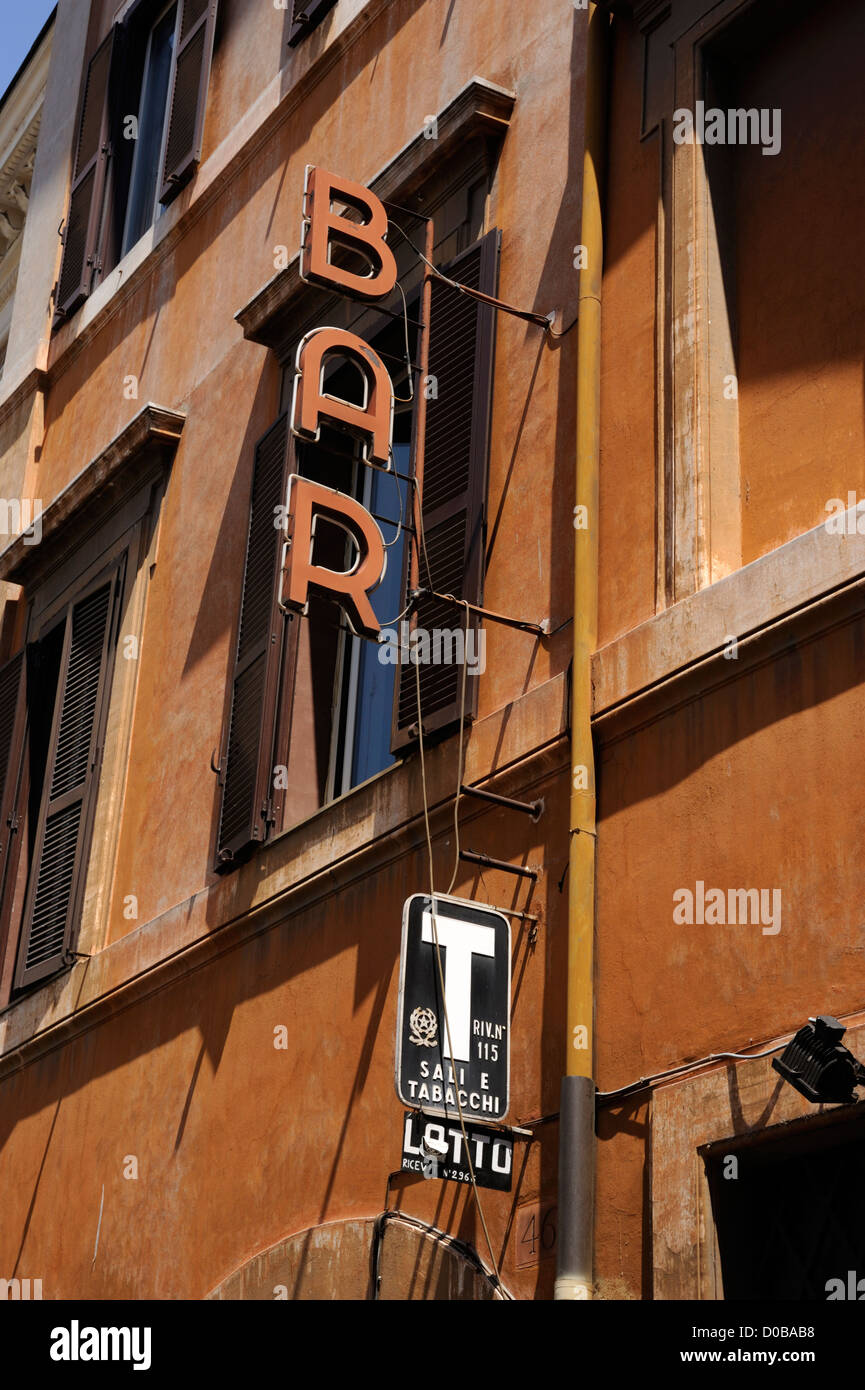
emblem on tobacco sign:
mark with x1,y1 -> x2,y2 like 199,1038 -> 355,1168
409,1006 -> 438,1047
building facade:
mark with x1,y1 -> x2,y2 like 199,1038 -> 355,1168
0,0 -> 862,1303
596,0 -> 865,1300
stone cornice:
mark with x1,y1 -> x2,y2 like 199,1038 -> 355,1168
0,363 -> 45,430
593,510 -> 865,741
0,21 -> 51,173
0,403 -> 185,585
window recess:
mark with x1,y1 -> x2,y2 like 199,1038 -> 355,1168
705,1112 -> 865,1300
55,0 -> 218,323
215,218 -> 499,868
15,568 -> 124,989
0,566 -> 125,996
0,405 -> 183,1004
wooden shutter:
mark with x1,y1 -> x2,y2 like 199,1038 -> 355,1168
159,0 -> 218,205
392,229 -> 500,751
216,413 -> 294,870
56,30 -> 117,319
15,573 -> 121,990
288,0 -> 338,47
0,652 -> 27,984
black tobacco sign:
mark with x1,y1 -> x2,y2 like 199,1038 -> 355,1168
395,894 -> 511,1119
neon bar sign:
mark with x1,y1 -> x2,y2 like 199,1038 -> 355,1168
282,168 -> 402,639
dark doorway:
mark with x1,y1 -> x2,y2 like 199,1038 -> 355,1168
706,1114 -> 865,1299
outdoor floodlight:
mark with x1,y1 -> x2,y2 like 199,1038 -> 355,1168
772,1015 -> 865,1104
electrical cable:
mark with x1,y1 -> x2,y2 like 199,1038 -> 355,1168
517,1041 -> 794,1129
390,279 -> 415,404
380,445 -> 406,550
546,310 -> 580,340
411,474 -> 434,592
371,1209 -> 503,1300
388,218 -> 555,331
446,598 -> 471,896
376,594 -> 415,633
596,1042 -> 789,1104
413,653 -> 511,1299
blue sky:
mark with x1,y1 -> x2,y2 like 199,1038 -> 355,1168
0,1 -> 56,107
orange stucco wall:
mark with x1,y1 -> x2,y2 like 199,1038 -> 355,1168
592,0 -> 865,1299
0,776 -> 570,1298
0,0 -> 582,1301
4,0 -> 860,1304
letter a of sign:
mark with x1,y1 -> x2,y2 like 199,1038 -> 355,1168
282,475 -> 385,639
301,166 -> 397,301
292,327 -> 394,469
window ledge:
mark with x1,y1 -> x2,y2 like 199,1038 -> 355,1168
235,76 -> 516,357
594,510 -> 865,739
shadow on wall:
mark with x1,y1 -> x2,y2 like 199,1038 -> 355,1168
205,1213 -> 500,1300
598,612 -> 865,821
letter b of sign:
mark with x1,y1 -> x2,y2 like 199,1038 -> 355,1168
301,167 -> 397,302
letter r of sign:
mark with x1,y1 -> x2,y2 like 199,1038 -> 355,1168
282,475 -> 386,639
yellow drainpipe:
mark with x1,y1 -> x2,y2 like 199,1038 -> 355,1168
555,0 -> 607,1303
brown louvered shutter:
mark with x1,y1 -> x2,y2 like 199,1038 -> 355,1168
288,0 -> 338,46
15,573 -> 121,990
216,413 -> 294,870
56,30 -> 117,320
159,0 -> 218,205
392,229 -> 500,751
0,652 -> 27,976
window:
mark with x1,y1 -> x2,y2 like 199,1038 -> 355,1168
642,0 -> 865,595
329,431 -> 411,797
121,3 -> 179,259
0,405 -> 182,1003
0,566 -> 123,994
55,0 -> 218,321
699,0 -> 865,567
288,0 -> 338,48
214,215 -> 500,870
